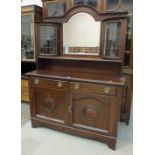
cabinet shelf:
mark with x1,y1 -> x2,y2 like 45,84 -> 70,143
38,55 -> 122,63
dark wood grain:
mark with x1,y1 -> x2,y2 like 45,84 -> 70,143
26,2 -> 132,150
28,74 -> 123,150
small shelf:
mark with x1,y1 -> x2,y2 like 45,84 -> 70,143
38,55 -> 122,63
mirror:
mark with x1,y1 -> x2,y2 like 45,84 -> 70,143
63,13 -> 101,55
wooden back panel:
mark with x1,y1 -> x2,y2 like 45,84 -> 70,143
37,59 -> 122,77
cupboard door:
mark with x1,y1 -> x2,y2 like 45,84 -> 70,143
37,23 -> 60,56
87,0 -> 98,8
74,0 -> 85,5
106,0 -> 133,12
45,1 -> 67,17
21,14 -> 35,61
121,0 -> 133,11
70,93 -> 118,136
102,19 -> 127,60
73,0 -> 99,10
32,87 -> 68,125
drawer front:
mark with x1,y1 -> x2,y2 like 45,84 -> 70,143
70,82 -> 117,95
31,77 -> 69,91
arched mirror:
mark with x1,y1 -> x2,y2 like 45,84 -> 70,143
63,13 -> 101,55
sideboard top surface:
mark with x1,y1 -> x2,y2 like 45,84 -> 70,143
27,70 -> 125,86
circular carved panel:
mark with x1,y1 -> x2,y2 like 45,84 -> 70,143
44,97 -> 56,113
83,105 -> 98,121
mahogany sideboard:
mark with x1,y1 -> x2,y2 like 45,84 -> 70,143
26,0 -> 133,150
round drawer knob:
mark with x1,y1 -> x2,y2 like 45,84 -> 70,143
34,79 -> 39,84
74,83 -> 80,90
104,87 -> 110,93
58,81 -> 63,87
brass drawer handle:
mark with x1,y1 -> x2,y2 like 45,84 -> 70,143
34,79 -> 39,84
58,81 -> 63,87
104,87 -> 110,93
74,83 -> 80,90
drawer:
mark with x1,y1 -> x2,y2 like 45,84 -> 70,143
70,82 -> 117,95
31,77 -> 69,91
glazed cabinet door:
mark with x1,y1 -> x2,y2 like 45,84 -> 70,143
105,0 -> 133,12
21,14 -> 35,62
44,0 -> 67,17
101,19 -> 127,60
36,23 -> 60,57
30,78 -> 69,125
74,0 -> 99,10
70,93 -> 119,136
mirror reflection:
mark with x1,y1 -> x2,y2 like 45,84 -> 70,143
63,13 -> 101,55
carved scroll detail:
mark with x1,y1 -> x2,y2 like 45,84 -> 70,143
83,105 -> 99,121
44,96 -> 56,113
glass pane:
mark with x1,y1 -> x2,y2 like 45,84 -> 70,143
21,15 -> 34,60
74,0 -> 85,5
103,22 -> 121,58
47,2 -> 66,17
87,0 -> 98,8
106,0 -> 119,10
121,0 -> 133,11
40,26 -> 57,55
57,2 -> 66,16
47,3 -> 57,16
